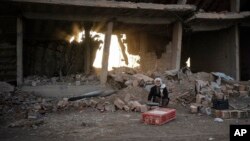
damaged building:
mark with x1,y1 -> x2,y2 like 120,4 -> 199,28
0,0 -> 249,86
1,1 -> 250,140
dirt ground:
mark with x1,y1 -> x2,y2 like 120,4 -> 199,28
1,104 -> 248,141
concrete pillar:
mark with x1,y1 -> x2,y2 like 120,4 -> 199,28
171,22 -> 183,70
231,0 -> 240,80
84,22 -> 92,74
16,16 -> 23,86
139,32 -> 147,71
100,21 -> 113,85
230,0 -> 240,12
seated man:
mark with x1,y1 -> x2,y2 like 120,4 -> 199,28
148,78 -> 169,107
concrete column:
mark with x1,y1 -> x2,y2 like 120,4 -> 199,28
171,22 -> 183,70
84,22 -> 92,74
231,0 -> 240,80
230,0 -> 240,12
233,25 -> 240,81
100,21 -> 113,85
16,16 -> 23,86
139,32 -> 147,71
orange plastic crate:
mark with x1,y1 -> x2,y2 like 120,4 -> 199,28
142,108 -> 176,125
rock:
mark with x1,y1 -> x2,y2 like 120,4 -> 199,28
133,74 -> 153,82
132,80 -> 139,87
123,105 -> 130,112
31,81 -> 37,86
104,104 -> 116,112
190,103 -> 199,113
124,93 -> 131,103
128,101 -> 141,112
75,81 -> 81,86
89,99 -> 98,108
9,119 -> 44,128
96,103 -> 105,111
114,98 -> 125,110
57,98 -> 69,108
125,80 -> 133,86
33,103 -> 42,110
233,84 -> 240,91
0,81 -> 14,92
28,111 -> 40,119
196,94 -> 205,104
140,105 -> 148,113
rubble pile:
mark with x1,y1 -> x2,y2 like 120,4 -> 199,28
23,74 -> 99,86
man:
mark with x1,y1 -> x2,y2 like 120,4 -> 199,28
148,78 -> 169,107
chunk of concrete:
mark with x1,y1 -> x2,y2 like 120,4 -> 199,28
114,98 -> 125,110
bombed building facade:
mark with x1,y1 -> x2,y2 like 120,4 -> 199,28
0,0 -> 250,85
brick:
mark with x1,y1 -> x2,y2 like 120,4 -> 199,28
233,84 -> 240,91
238,110 -> 248,119
230,110 -> 239,119
221,110 -> 230,119
239,91 -> 249,97
213,109 -> 222,118
244,109 -> 250,118
226,84 -> 233,90
239,85 -> 246,91
190,103 -> 202,113
196,94 -> 205,104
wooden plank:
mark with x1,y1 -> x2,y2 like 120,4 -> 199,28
171,22 -> 182,70
16,16 -> 23,86
23,12 -> 174,25
10,0 -> 196,11
100,21 -> 113,85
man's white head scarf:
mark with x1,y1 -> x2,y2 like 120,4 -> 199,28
154,78 -> 166,88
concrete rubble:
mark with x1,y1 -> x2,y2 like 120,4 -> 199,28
1,67 -> 250,129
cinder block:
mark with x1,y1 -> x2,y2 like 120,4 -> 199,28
230,110 -> 239,119
221,110 -> 230,119
238,110 -> 248,119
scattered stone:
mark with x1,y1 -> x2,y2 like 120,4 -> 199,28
0,81 -> 14,92
140,105 -> 148,113
123,105 -> 130,112
114,98 -> 125,110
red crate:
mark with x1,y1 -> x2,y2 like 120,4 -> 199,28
142,108 -> 176,125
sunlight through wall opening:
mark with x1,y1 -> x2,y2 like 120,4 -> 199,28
69,30 -> 140,71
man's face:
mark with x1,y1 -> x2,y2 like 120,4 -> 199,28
155,80 -> 161,86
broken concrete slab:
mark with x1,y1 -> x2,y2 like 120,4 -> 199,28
114,98 -> 125,110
